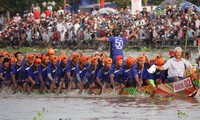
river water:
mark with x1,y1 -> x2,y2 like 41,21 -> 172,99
0,89 -> 200,120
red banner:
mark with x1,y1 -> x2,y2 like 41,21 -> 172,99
100,0 -> 104,8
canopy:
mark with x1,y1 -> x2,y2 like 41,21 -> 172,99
159,0 -> 185,9
98,7 -> 117,14
180,2 -> 200,11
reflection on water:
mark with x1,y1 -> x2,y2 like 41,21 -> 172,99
0,89 -> 200,120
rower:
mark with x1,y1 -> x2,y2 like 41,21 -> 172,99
0,58 -> 11,88
66,53 -> 80,91
25,58 -> 42,92
133,55 -> 150,89
118,57 -> 136,94
109,55 -> 124,88
11,52 -> 26,91
96,57 -> 112,93
47,55 -> 59,93
57,55 -> 69,94
38,54 -> 50,92
75,56 -> 88,94
86,56 -> 100,94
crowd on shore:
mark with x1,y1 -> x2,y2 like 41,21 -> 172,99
0,3 -> 199,49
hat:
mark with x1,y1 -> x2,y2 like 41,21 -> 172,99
10,57 -> 16,62
137,56 -> 145,61
28,54 -> 35,59
72,53 -> 80,59
2,51 -> 9,57
61,55 -> 68,61
51,55 -> 58,62
90,56 -> 97,63
80,56 -> 88,63
155,58 -> 165,66
169,50 -> 175,57
126,57 -> 135,65
42,54 -> 48,60
116,55 -> 123,61
105,57 -> 112,64
35,58 -> 42,65
48,48 -> 55,55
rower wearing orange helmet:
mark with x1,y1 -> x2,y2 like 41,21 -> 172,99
96,57 -> 112,90
57,55 -> 69,94
75,56 -> 88,94
86,56 -> 100,94
24,58 -> 42,92
109,55 -> 124,88
66,53 -> 80,91
47,55 -> 59,93
38,54 -> 50,92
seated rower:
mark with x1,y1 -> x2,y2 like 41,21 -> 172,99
38,54 -> 50,92
96,57 -> 112,94
109,55 -> 124,88
75,56 -> 88,94
47,55 -> 59,93
0,58 -> 12,88
86,56 -> 100,94
133,55 -> 150,89
119,57 -> 136,94
156,47 -> 193,82
57,55 -> 69,94
24,58 -> 42,93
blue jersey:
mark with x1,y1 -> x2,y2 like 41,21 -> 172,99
47,63 -> 59,79
153,70 -> 167,82
121,65 -> 134,83
0,65 -> 11,80
97,67 -> 110,83
24,64 -> 33,80
133,63 -> 149,81
27,66 -> 40,83
109,64 -> 123,82
11,60 -> 26,82
66,60 -> 76,78
38,64 -> 48,82
57,63 -> 68,79
86,65 -> 100,83
75,64 -> 88,82
108,36 -> 127,60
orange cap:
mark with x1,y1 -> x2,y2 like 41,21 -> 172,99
137,56 -> 145,61
126,57 -> 135,65
80,56 -> 88,63
169,50 -> 175,57
90,56 -> 97,63
10,57 -> 16,62
42,54 -> 48,60
72,53 -> 80,59
35,58 -> 42,64
61,55 -> 68,61
51,55 -> 58,62
48,48 -> 55,55
28,54 -> 35,59
116,55 -> 123,61
105,57 -> 112,64
3,51 -> 8,57
155,58 -> 165,66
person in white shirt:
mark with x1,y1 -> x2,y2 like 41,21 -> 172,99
57,7 -> 65,17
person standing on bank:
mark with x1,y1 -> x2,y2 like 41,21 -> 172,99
156,47 -> 193,82
94,27 -> 136,61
